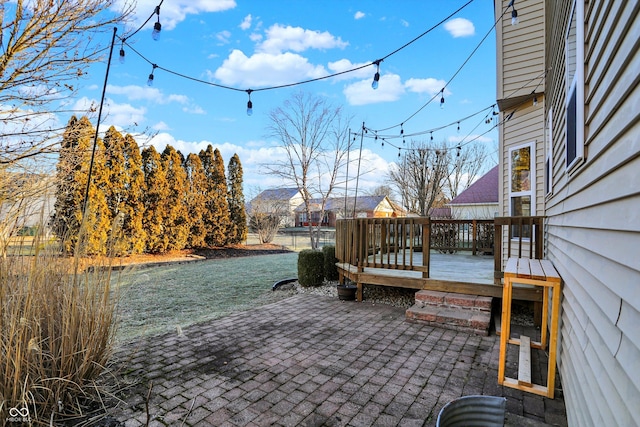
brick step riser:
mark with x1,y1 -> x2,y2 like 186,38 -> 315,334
407,290 -> 493,336
414,290 -> 492,312
406,310 -> 490,336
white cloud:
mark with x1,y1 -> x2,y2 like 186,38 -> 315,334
249,33 -> 263,42
327,59 -> 372,81
343,74 -> 405,106
73,97 -> 147,128
182,105 -> 206,114
152,121 -> 170,131
354,11 -> 365,20
113,0 -> 237,31
400,19 -> 409,27
240,14 -> 252,30
404,78 -> 447,96
106,85 -> 189,105
257,24 -> 348,54
444,18 -> 475,37
216,30 -> 231,44
212,49 -> 327,87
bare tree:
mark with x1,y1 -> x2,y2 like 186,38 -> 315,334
246,189 -> 291,244
365,184 -> 394,198
446,142 -> 489,199
0,0 -> 132,166
264,91 -> 352,249
388,140 -> 449,216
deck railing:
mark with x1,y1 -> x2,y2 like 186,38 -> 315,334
431,219 -> 495,254
493,216 -> 545,283
335,217 -> 431,276
336,216 -> 545,285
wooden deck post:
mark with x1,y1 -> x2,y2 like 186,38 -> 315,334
422,218 -> 430,279
494,221 -> 503,285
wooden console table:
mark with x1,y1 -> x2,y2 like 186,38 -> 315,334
498,257 -> 562,398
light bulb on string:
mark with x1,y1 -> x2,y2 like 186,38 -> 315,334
398,148 -> 401,158
510,0 -> 519,25
152,6 -> 162,40
456,144 -> 462,157
119,43 -> 125,64
440,89 -> 445,109
457,122 -> 460,133
371,60 -> 381,90
246,90 -> 253,116
533,95 -> 538,106
147,64 -> 157,86
430,132 -> 434,142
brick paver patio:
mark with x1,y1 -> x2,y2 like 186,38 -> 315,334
109,294 -> 567,426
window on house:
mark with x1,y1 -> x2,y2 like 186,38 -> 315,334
509,143 -> 535,238
566,0 -> 584,171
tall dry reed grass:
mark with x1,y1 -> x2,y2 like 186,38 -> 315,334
0,229 -> 118,425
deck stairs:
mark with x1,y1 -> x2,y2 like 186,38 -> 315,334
405,290 -> 493,335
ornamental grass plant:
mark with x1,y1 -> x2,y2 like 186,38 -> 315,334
0,225 -> 119,425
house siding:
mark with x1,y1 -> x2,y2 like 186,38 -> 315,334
544,1 -> 640,426
450,204 -> 498,220
496,0 -> 546,101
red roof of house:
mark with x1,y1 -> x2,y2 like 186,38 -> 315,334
449,165 -> 499,205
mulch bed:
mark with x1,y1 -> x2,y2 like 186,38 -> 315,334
193,244 -> 292,259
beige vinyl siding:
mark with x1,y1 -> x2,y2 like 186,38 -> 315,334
496,0 -> 545,100
500,102 -> 545,216
544,0 -> 640,425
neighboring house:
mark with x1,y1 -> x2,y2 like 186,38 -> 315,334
495,1 -> 639,425
427,207 -> 452,219
295,195 -> 404,227
247,188 -> 303,227
447,165 -> 499,219
0,172 -> 55,235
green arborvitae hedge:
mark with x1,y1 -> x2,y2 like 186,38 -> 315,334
298,249 -> 325,287
322,245 -> 339,281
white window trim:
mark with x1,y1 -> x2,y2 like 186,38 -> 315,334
508,141 -> 536,217
565,0 -> 585,173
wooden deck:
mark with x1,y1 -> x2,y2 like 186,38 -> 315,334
335,217 -> 545,302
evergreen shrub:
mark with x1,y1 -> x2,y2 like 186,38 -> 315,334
298,249 -> 325,287
322,245 -> 339,281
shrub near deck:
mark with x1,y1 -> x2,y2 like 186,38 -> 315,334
298,249 -> 325,287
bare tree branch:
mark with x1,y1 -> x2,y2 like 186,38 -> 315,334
263,91 -> 353,249
0,0 -> 132,166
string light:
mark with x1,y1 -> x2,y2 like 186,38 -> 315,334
533,95 -> 538,106
509,0 -> 519,25
116,0 -> 520,121
430,132 -> 434,141
152,6 -> 162,40
147,64 -> 157,86
119,43 -> 125,64
246,89 -> 253,116
457,122 -> 460,133
371,60 -> 381,90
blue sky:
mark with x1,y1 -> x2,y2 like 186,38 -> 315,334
76,0 -> 500,194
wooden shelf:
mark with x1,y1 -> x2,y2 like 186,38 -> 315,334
497,257 -> 561,399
